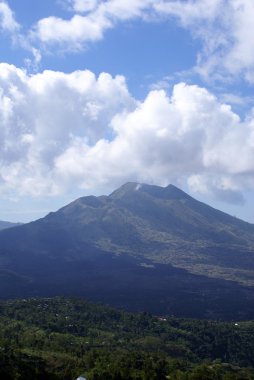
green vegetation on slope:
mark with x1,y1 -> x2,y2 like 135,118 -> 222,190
0,297 -> 254,379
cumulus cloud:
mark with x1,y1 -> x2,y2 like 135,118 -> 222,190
0,64 -> 135,195
34,0 -> 153,48
0,1 -> 19,33
1,64 -> 254,202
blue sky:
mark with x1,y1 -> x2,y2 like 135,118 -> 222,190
1,0 -> 254,223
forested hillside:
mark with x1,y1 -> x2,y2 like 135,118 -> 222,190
1,297 -> 254,379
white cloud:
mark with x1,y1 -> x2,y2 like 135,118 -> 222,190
31,0 -> 254,83
0,64 -> 135,195
154,0 -> 222,24
158,0 -> 254,83
33,0 -> 154,48
0,1 -> 19,33
35,14 -> 109,47
1,64 -> 254,202
24,48 -> 42,72
73,0 -> 98,13
222,0 -> 254,80
53,82 -> 254,202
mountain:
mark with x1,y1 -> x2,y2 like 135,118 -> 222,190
0,182 -> 254,319
0,220 -> 22,231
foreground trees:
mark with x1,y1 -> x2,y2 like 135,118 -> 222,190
0,297 -> 254,379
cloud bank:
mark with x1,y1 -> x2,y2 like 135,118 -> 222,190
1,64 -> 254,202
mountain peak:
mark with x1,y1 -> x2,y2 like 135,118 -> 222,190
109,182 -> 143,198
109,182 -> 192,201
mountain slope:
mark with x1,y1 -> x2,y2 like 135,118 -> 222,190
13,181 -> 253,283
0,183 -> 254,319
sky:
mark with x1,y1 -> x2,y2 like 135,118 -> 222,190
1,0 -> 254,223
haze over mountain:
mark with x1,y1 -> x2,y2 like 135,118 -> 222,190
1,183 -> 254,319
0,221 -> 22,231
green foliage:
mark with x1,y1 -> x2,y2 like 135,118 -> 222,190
0,297 -> 254,379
